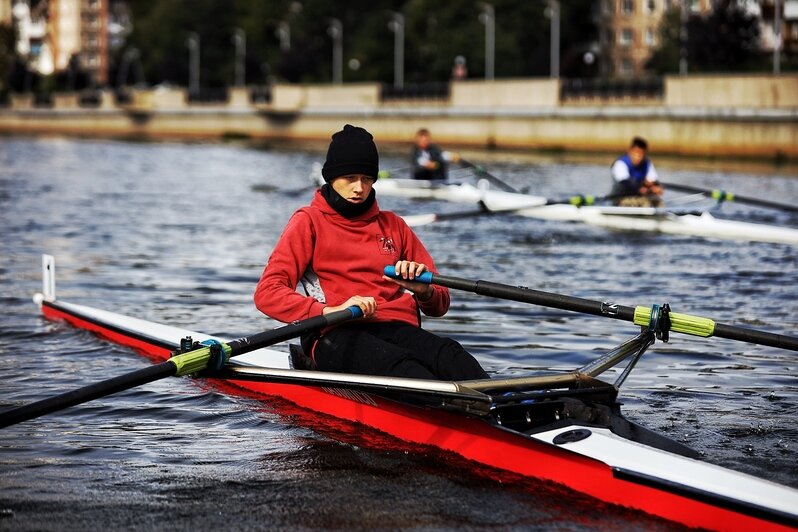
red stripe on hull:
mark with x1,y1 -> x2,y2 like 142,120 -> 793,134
40,304 -> 794,532
42,303 -> 173,361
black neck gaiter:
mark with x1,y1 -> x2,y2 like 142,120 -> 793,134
320,184 -> 376,218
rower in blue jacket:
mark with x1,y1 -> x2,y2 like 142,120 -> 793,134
610,137 -> 664,207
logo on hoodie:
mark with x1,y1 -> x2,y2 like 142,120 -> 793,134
378,235 -> 396,255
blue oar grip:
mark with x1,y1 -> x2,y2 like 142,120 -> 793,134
347,305 -> 364,318
383,266 -> 434,284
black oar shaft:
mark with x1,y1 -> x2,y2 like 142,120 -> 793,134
0,362 -> 176,429
436,274 -> 637,321
426,273 -> 798,352
459,159 -> 519,193
226,310 -> 355,356
664,182 -> 798,213
713,323 -> 798,351
0,307 -> 361,429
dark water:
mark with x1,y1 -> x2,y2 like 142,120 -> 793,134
1,137 -> 796,531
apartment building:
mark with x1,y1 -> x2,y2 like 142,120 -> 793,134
12,0 -> 108,84
1,0 -> 13,24
50,0 -> 108,84
759,0 -> 798,55
596,0 -> 716,78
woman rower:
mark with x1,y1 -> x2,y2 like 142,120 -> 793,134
254,124 -> 488,381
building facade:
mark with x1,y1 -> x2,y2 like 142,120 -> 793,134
11,0 -> 108,84
597,0 -> 722,78
758,0 -> 798,58
1,0 -> 13,24
50,0 -> 109,84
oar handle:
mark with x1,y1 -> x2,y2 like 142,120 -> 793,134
384,266 -> 798,352
384,266 -> 434,284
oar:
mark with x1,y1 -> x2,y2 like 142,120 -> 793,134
402,200 -> 546,227
401,194 -> 624,227
0,307 -> 363,428
384,267 -> 798,352
662,182 -> 798,214
458,159 -> 520,193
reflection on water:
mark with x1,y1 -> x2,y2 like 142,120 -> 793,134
0,137 -> 796,529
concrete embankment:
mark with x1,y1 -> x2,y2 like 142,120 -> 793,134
1,74 -> 796,160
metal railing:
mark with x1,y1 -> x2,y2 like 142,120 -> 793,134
249,86 -> 272,104
114,89 -> 133,105
561,78 -> 664,100
33,93 -> 53,107
78,90 -> 102,107
380,82 -> 450,101
186,88 -> 229,104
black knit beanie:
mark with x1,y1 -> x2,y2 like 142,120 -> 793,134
321,124 -> 379,182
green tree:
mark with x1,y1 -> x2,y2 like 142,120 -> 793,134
119,0 -> 600,87
0,23 -> 17,94
691,1 -> 763,72
648,0 -> 764,74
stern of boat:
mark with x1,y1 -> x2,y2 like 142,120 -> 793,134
32,254 -> 56,307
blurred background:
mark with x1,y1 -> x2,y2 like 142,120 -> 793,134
2,4 -> 797,528
0,1 -> 796,161
2,0 -> 795,91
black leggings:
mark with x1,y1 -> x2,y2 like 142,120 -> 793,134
313,322 -> 489,381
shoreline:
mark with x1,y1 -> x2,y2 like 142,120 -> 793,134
4,131 -> 797,178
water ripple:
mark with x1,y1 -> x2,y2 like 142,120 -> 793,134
1,137 -> 797,529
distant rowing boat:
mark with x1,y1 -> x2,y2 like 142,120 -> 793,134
6,255 -> 797,532
374,178 -> 798,246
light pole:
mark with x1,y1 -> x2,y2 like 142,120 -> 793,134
327,18 -> 343,85
774,0 -> 782,74
388,12 -> 404,89
276,2 -> 302,53
117,47 -> 139,87
186,32 -> 200,94
276,21 -> 291,52
679,0 -> 688,76
548,0 -> 560,79
232,28 -> 246,86
478,3 -> 495,81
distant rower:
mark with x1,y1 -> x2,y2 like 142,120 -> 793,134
610,136 -> 664,208
411,128 -> 459,180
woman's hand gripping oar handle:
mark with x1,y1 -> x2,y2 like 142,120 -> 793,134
383,267 -> 798,352
0,307 -> 363,429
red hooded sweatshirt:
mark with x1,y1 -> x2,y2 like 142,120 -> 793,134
254,190 -> 449,326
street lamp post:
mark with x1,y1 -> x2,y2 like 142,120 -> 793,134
276,21 -> 291,52
679,0 -> 688,76
478,3 -> 495,80
186,32 -> 200,94
388,12 -> 404,89
774,0 -> 782,74
117,47 -> 139,87
327,18 -> 343,85
232,28 -> 246,87
548,0 -> 560,79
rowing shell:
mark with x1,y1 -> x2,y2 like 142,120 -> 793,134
29,259 -> 798,531
506,203 -> 798,246
378,178 -> 798,246
376,177 -> 546,206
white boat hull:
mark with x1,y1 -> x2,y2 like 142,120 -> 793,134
378,179 -> 798,245
33,296 -> 798,530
